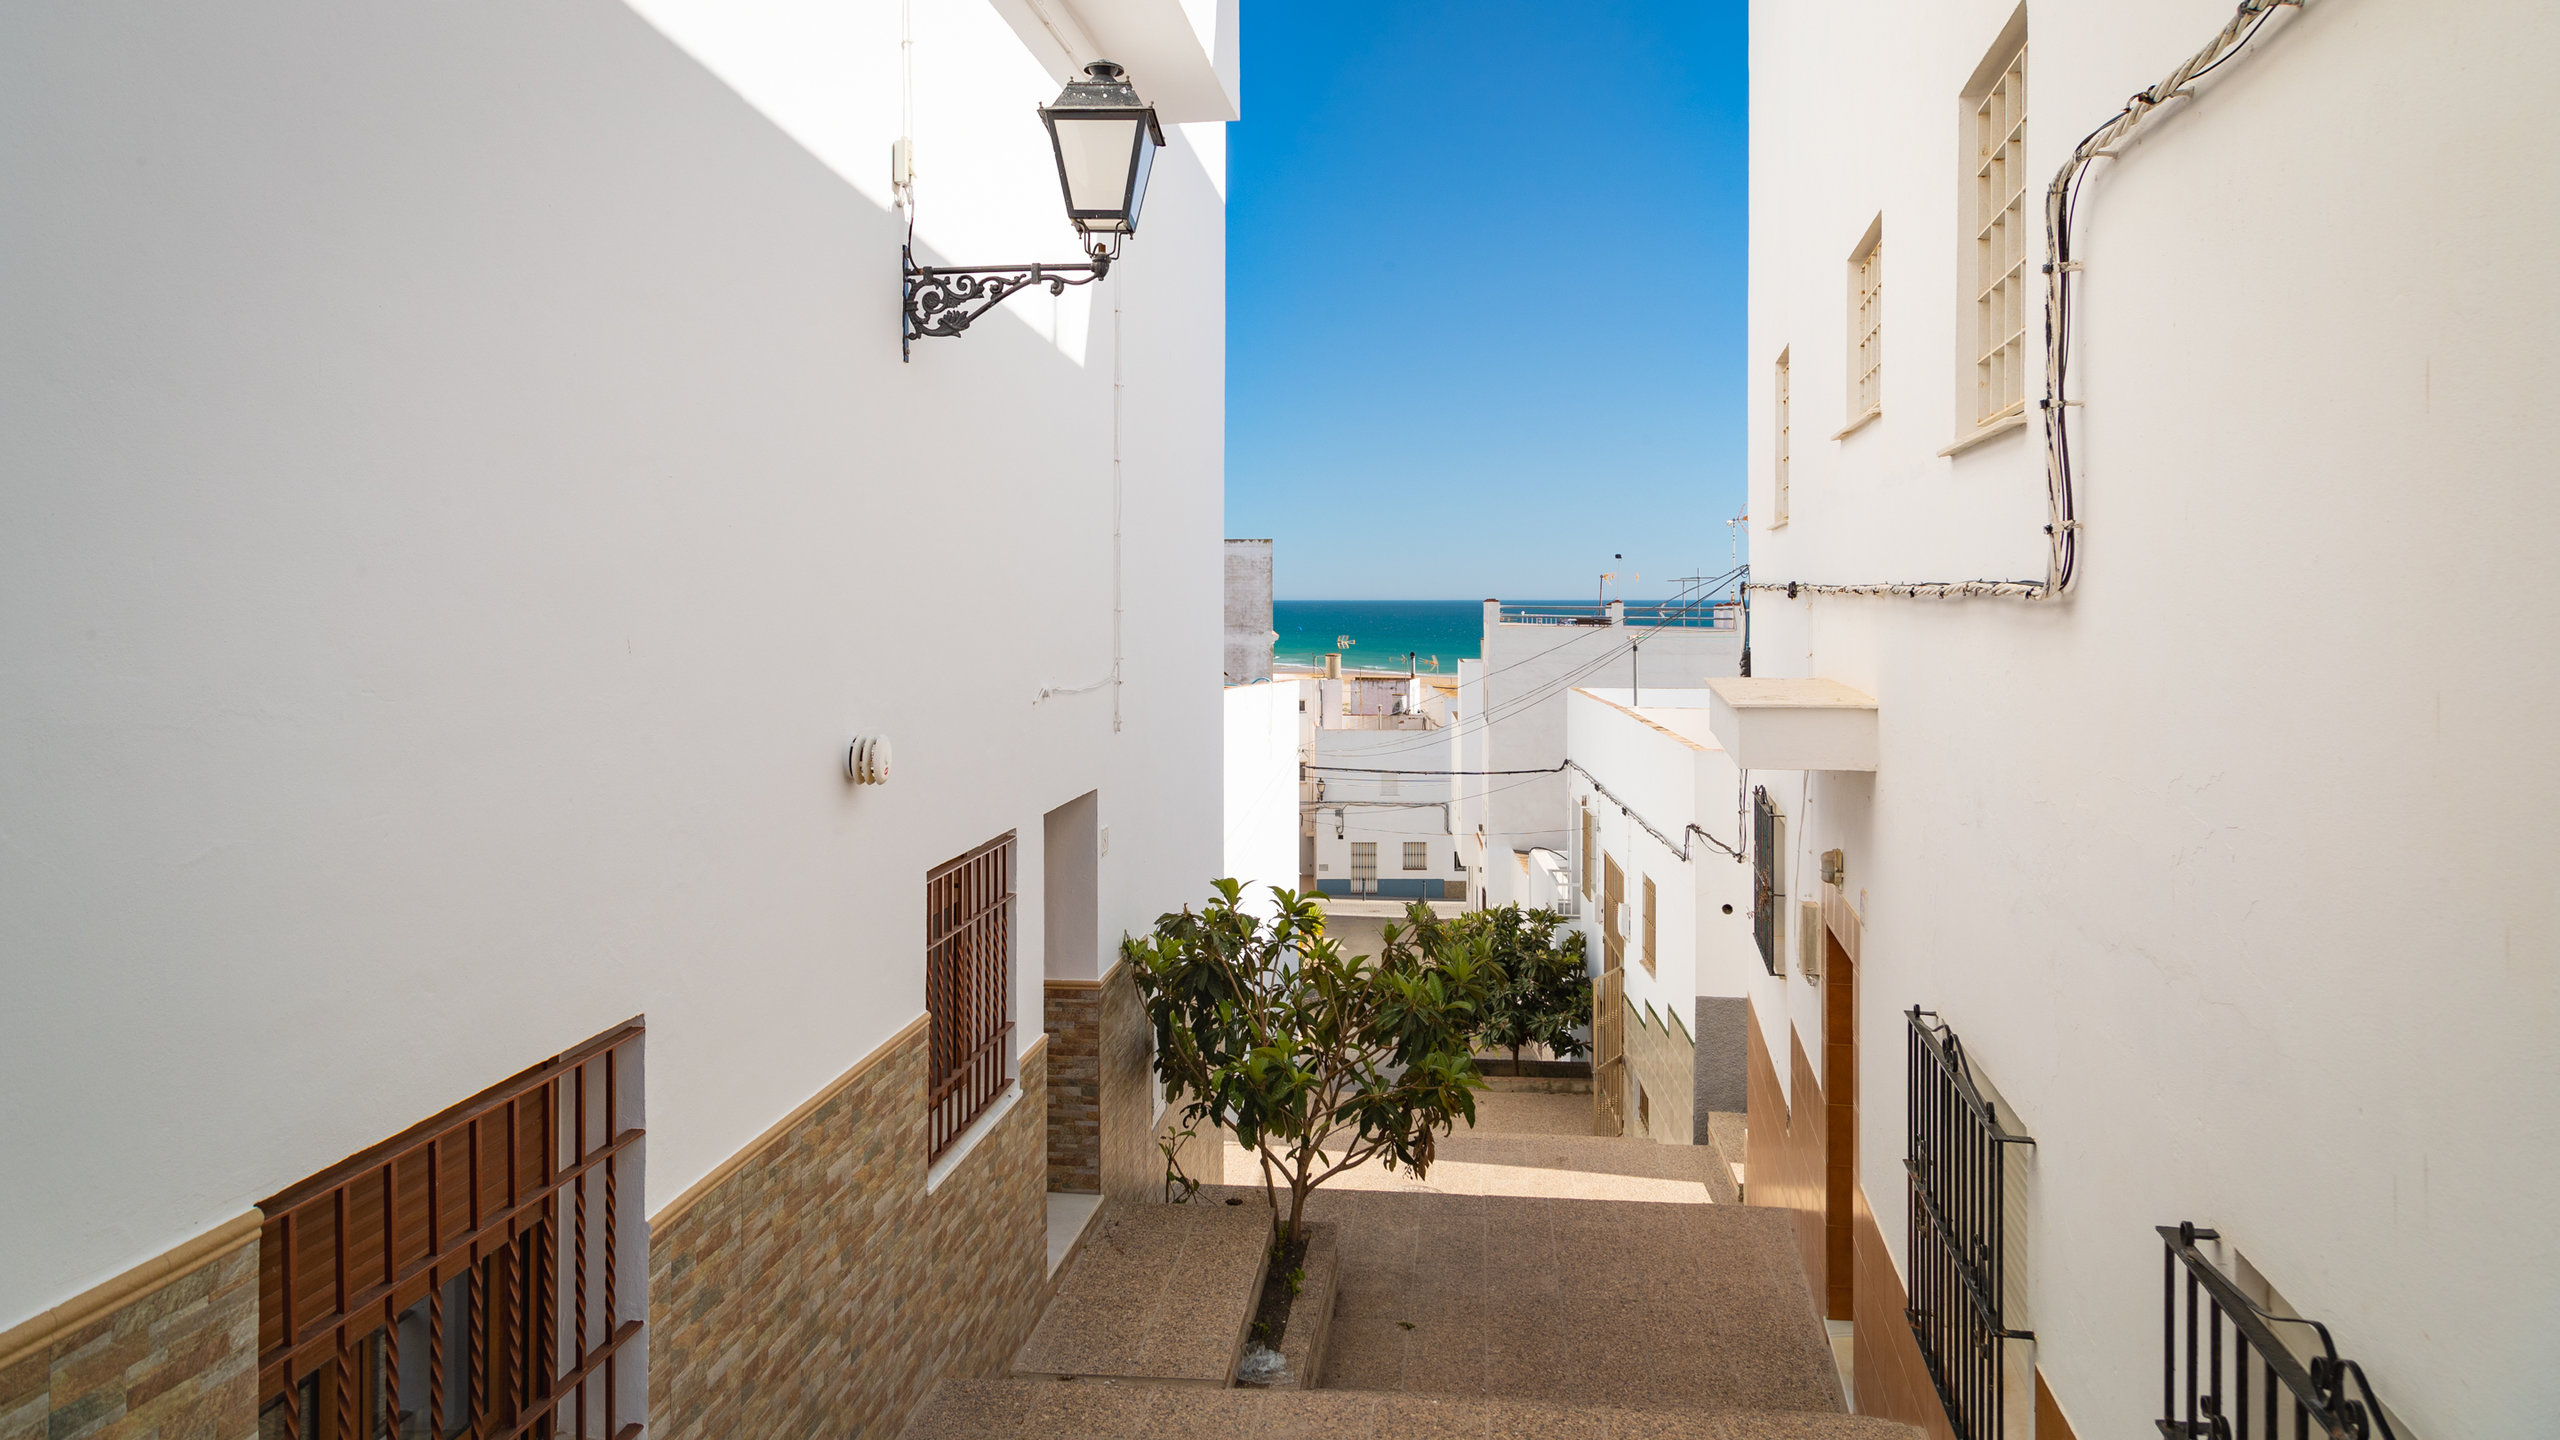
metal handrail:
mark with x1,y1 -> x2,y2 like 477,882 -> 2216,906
2158,1222 -> 2400,1440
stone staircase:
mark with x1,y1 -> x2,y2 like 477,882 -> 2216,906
902,1377 -> 1924,1439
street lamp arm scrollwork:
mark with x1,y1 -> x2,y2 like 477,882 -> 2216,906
901,246 -> 1113,358
898,61 -> 1161,362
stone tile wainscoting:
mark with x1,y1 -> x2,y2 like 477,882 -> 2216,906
0,1214 -> 261,1440
648,1017 -> 1049,1440
1051,960 -> 1220,1203
1622,996 -> 1698,1144
1044,980 -> 1105,1192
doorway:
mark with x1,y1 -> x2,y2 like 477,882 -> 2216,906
1821,920 -> 1857,1320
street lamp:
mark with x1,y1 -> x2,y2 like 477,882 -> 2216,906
903,61 -> 1166,360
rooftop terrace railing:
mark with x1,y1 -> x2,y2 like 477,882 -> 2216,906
1496,602 -> 1739,630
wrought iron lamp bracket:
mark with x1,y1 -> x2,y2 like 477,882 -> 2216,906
902,242 -> 1115,361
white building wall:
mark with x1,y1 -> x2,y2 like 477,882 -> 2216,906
1750,0 -> 2558,1433
1308,724 -> 1461,899
0,0 -> 1225,1325
1221,681 -> 1297,917
1479,602 -> 1743,887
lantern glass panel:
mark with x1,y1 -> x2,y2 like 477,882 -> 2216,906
1054,115 -> 1143,220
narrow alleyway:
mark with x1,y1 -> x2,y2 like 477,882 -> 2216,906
902,1092 -> 1907,1439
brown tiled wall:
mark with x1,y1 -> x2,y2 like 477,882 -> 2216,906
1045,980 -> 1103,1191
1097,961 -> 1166,1199
647,1025 -> 1048,1440
1622,999 -> 1696,1145
2035,1369 -> 2081,1440
1851,1185 -> 1957,1440
0,1226 -> 259,1440
1744,1000 -> 1828,1317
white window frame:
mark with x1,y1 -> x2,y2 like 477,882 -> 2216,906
1842,218 -> 1885,435
1964,18 -> 2031,432
1772,348 -> 1792,526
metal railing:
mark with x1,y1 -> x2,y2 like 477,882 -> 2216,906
1496,602 -> 1739,629
2159,1222 -> 2401,1440
1751,788 -> 1779,974
1906,1009 -> 2035,1440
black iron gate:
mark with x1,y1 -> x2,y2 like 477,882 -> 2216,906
1905,1008 -> 2034,1440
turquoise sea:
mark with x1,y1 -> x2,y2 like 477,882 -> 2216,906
1272,600 -> 1483,672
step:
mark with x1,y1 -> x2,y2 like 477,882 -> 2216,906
902,1377 -> 1928,1440
1009,1198 -> 1270,1386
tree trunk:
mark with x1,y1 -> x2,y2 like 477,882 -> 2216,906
1509,1042 -> 1522,1074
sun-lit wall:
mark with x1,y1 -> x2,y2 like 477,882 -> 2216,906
1748,0 -> 2558,1434
0,0 -> 1226,1328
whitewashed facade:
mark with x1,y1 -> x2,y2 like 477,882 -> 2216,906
1745,1 -> 2555,1437
0,2 -> 1234,1434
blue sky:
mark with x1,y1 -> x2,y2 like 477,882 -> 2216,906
1224,0 -> 1749,601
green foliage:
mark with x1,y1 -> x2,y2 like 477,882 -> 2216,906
1406,903 -> 1592,1071
1123,879 -> 1495,1245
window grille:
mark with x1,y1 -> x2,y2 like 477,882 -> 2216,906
1751,787 -> 1780,975
1906,1008 -> 2035,1440
1640,876 -> 1657,976
1351,841 -> 1378,896
2157,1222 -> 2402,1440
1973,44 -> 2029,424
1773,350 -> 1792,525
1581,803 -> 1598,901
1402,841 -> 1429,871
927,834 -> 1015,1159
256,1020 -> 644,1440
1850,234 -> 1885,420
1602,857 -> 1626,972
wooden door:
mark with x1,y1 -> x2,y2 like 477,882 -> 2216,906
1593,966 -> 1625,1137
1602,857 -> 1625,972
1821,924 -> 1857,1320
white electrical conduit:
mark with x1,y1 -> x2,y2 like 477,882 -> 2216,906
1035,280 -> 1122,724
1744,0 -> 2309,604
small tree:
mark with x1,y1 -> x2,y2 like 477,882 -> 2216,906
1413,903 -> 1592,1074
1124,880 -> 1493,1247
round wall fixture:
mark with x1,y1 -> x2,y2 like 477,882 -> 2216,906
846,735 -> 892,785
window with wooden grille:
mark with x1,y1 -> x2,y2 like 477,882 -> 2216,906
1640,876 -> 1657,975
256,1021 -> 643,1440
1580,803 -> 1597,901
1970,40 -> 2029,426
1772,349 -> 1792,526
1752,787 -> 1782,975
1350,841 -> 1378,896
1401,841 -> 1429,871
927,834 -> 1015,1159
1848,227 -> 1885,423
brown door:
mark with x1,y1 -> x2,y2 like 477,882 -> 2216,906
1602,857 -> 1625,971
1821,923 -> 1857,1320
1592,966 -> 1625,1137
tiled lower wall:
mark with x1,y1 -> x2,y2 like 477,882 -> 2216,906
0,1222 -> 259,1440
1045,981 -> 1104,1191
647,1021 -> 1048,1440
1622,997 -> 1696,1145
1050,962 -> 1204,1201
1852,1185 -> 1958,1440
1744,999 -> 1828,1316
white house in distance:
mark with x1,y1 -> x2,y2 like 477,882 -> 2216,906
1740,1 -> 2554,1438
1558,688 -> 1760,1151
1467,598 -> 1742,909
1292,659 -> 1471,903
0,3 -> 1235,1438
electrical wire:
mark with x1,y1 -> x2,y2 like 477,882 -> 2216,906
1745,0 -> 2308,605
